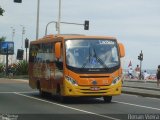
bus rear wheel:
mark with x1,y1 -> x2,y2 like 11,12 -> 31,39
103,96 -> 112,103
37,81 -> 48,97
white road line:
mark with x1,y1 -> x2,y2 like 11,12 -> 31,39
96,98 -> 160,111
14,92 -> 120,120
0,92 -> 16,94
0,91 -> 37,94
113,100 -> 160,111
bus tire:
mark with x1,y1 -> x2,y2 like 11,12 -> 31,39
56,84 -> 68,103
56,84 -> 61,96
59,96 -> 68,103
103,96 -> 112,103
37,81 -> 46,97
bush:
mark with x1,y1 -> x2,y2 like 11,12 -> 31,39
15,60 -> 28,75
0,63 -> 5,73
0,63 -> 5,77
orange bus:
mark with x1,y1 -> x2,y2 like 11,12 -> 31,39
29,34 -> 125,103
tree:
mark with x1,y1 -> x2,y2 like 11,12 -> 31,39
0,36 -> 6,42
0,6 -> 5,16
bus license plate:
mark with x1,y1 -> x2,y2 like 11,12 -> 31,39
90,87 -> 100,91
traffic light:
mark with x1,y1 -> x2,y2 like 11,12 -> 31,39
17,49 -> 24,60
25,38 -> 29,48
140,53 -> 143,61
84,20 -> 89,30
14,0 -> 22,3
138,53 -> 143,61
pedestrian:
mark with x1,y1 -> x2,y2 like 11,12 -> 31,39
135,65 -> 140,79
156,65 -> 160,87
128,67 -> 133,79
143,70 -> 150,82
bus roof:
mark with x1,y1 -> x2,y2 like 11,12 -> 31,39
30,34 -> 117,44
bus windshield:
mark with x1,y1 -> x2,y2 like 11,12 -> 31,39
65,39 -> 120,72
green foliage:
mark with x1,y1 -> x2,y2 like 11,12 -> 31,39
0,63 -> 5,73
0,63 -> 5,77
15,60 -> 28,75
0,6 -> 5,16
0,36 -> 6,42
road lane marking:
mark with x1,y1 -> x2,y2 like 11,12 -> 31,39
113,100 -> 160,111
14,92 -> 120,120
0,91 -> 37,94
0,92 -> 16,94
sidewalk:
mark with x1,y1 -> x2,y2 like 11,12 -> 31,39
122,79 -> 160,98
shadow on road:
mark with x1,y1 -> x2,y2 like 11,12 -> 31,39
23,92 -> 116,105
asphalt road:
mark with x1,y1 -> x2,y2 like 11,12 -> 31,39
0,79 -> 160,120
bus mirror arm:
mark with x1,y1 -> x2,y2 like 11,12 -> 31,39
55,42 -> 61,59
55,61 -> 63,70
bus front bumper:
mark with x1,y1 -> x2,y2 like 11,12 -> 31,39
62,81 -> 122,97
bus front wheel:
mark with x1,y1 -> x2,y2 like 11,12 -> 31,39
103,96 -> 112,103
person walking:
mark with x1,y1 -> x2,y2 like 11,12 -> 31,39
128,67 -> 133,79
156,65 -> 160,87
135,65 -> 140,79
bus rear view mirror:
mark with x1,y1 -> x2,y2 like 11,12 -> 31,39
118,43 -> 125,58
55,42 -> 61,60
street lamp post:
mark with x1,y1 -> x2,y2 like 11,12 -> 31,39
36,0 -> 40,40
10,27 -> 15,42
10,27 -> 15,65
45,21 -> 57,35
20,25 -> 25,49
57,0 -> 61,35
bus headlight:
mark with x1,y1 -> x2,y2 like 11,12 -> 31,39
111,76 -> 121,85
65,76 -> 78,86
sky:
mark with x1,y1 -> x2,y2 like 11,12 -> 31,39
0,0 -> 160,70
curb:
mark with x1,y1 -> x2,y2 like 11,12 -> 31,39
123,85 -> 160,91
122,90 -> 160,98
124,79 -> 156,83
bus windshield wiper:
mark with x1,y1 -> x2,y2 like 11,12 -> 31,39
93,48 -> 109,70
